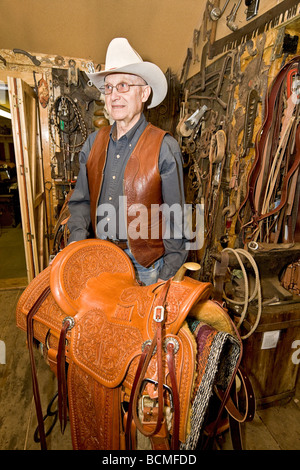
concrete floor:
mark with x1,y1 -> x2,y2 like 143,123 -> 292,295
0,226 -> 27,285
0,227 -> 300,451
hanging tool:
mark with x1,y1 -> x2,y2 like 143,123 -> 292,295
67,59 -> 79,87
245,0 -> 260,21
226,0 -> 242,32
193,29 -> 200,64
45,181 -> 54,239
185,106 -> 208,129
209,0 -> 300,59
13,48 -> 41,66
180,48 -> 193,85
210,0 -> 230,21
86,62 -> 96,87
241,88 -> 261,158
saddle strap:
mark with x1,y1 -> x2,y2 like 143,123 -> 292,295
126,326 -> 164,447
125,345 -> 149,449
209,363 -> 255,449
143,341 -> 180,450
57,320 -> 70,433
219,366 -> 255,424
213,251 -> 229,303
56,315 -> 77,434
126,280 -> 175,449
227,366 -> 256,450
228,379 -> 243,450
166,341 -> 180,450
26,286 -> 51,450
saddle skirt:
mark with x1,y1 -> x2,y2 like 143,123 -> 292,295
16,239 -> 243,450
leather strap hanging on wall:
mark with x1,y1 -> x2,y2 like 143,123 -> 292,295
238,56 -> 300,242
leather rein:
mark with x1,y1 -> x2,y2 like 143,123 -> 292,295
238,56 -> 300,241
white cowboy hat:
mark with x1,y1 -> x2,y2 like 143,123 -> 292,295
86,38 -> 168,109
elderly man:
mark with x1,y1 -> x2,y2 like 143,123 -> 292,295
67,38 -> 188,285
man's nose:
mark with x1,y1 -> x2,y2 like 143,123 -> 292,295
111,86 -> 121,98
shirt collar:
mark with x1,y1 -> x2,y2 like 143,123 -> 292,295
110,114 -> 148,143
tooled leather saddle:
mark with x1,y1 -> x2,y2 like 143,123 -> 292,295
16,239 -> 254,450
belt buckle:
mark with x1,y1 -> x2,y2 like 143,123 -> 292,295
140,378 -> 174,411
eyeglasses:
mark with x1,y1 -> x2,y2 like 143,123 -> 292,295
99,82 -> 146,95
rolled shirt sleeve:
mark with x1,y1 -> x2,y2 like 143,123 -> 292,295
67,131 -> 97,243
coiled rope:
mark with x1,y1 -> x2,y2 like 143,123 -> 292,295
215,247 -> 262,340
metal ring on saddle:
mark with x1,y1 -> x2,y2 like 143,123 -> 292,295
142,340 -> 157,355
163,337 -> 180,354
142,337 -> 179,356
62,316 -> 75,331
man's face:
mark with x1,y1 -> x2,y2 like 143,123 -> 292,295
104,73 -> 151,128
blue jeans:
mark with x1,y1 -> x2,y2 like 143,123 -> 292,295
124,249 -> 163,286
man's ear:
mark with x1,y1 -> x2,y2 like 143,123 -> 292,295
141,85 -> 152,103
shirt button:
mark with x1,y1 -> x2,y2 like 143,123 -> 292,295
108,196 -> 112,201
116,154 -> 120,159
112,175 -> 116,179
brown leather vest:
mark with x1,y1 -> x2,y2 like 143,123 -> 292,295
86,123 -> 167,267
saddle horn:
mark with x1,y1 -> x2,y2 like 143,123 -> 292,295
173,262 -> 201,282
